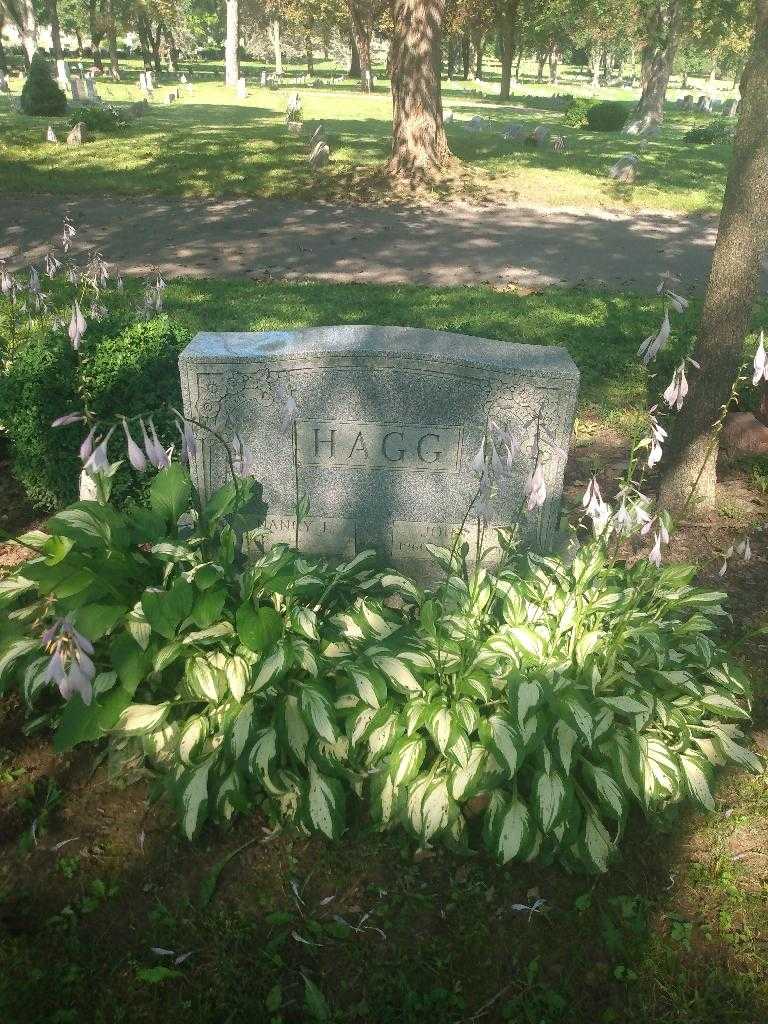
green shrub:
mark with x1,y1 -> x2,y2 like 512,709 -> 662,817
683,120 -> 734,145
563,97 -> 594,128
67,103 -> 128,134
0,469 -> 761,873
20,51 -> 67,116
0,315 -> 191,511
585,101 -> 632,132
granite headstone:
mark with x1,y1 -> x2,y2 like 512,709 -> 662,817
179,327 -> 579,578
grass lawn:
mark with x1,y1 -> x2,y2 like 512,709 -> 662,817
0,58 -> 733,213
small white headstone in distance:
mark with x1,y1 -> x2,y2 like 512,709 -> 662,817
236,77 -> 248,99
260,70 -> 267,86
443,109 -> 454,123
46,125 -> 58,143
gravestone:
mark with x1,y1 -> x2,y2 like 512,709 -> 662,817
178,327 -> 579,578
85,78 -> 98,102
609,154 -> 638,182
503,124 -> 525,141
56,58 -> 71,90
287,120 -> 302,135
467,115 -> 487,132
66,122 -> 87,145
0,72 -> 9,94
551,134 -> 568,152
260,70 -> 268,86
443,109 -> 454,123
532,124 -> 550,146
46,124 -> 58,143
309,141 -> 330,168
682,94 -> 694,110
165,91 -> 176,104
236,77 -> 247,99
70,76 -> 84,101
724,98 -> 738,117
307,124 -> 325,149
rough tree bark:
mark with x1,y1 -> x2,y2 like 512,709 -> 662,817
17,0 -> 37,64
629,0 -> 682,129
349,32 -> 361,76
473,29 -> 484,77
150,23 -> 162,72
658,0 -> 768,511
388,0 -> 452,180
48,0 -> 63,59
349,1 -> 376,92
225,0 -> 239,86
496,0 -> 520,101
269,18 -> 283,75
136,11 -> 153,70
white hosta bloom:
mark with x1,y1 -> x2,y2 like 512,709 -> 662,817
28,267 -> 42,295
68,301 -> 87,349
615,500 -> 632,534
582,476 -> 603,517
663,363 -> 689,411
470,438 -> 486,477
648,532 -> 663,568
45,250 -> 61,277
638,309 -> 671,365
83,427 -> 115,476
753,331 -> 768,386
232,433 -> 257,477
175,418 -> 197,463
274,380 -> 299,435
737,537 -> 752,562
525,463 -> 547,511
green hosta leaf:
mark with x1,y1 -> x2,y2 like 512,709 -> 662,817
511,678 -> 541,730
280,694 -> 310,761
190,588 -> 226,630
420,778 -> 452,842
300,681 -> 338,743
290,606 -> 319,641
178,757 -> 213,839
557,694 -> 594,746
109,633 -> 148,693
450,745 -> 488,801
186,655 -> 227,702
372,655 -> 422,695
253,643 -> 290,692
483,790 -> 532,864
700,692 -> 750,721
302,974 -> 330,1022
507,625 -> 545,659
602,695 -> 648,715
178,715 -> 208,765
292,639 -> 318,677
236,603 -> 283,653
114,702 -> 170,735
154,641 -> 185,673
141,581 -> 194,640
480,713 -> 520,779
579,810 -> 612,873
553,720 -> 578,775
23,657 -> 50,706
710,725 -> 763,773
0,637 -> 40,682
305,761 -> 345,839
680,752 -> 716,811
225,654 -> 251,702
150,464 -> 192,526
532,769 -> 567,832
72,604 -> 126,642
54,687 -> 132,752
389,735 -> 426,788
229,699 -> 255,760
348,666 -> 387,709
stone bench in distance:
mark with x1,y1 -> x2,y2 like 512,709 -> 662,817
178,326 -> 579,582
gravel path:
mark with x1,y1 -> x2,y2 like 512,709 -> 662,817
2,195 -> 761,294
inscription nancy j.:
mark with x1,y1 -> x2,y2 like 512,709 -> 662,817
179,326 -> 580,579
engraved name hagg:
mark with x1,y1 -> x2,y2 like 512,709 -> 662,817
296,421 -> 462,471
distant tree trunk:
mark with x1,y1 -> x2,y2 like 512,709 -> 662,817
473,30 -> 484,77
497,0 -> 520,101
269,18 -> 282,75
136,12 -> 153,70
225,0 -> 239,85
88,0 -> 103,70
106,0 -> 120,78
322,24 -> 330,60
48,0 -> 63,59
589,48 -> 600,86
162,22 -> 179,72
17,0 -> 37,64
447,35 -> 457,77
631,0 -> 682,128
515,46 -> 522,80
658,0 -> 768,511
349,2 -> 374,92
0,18 -> 8,75
537,53 -> 545,81
150,24 -> 162,73
74,28 -> 83,56
349,32 -> 361,76
548,44 -> 558,83
305,31 -> 314,74
461,32 -> 470,78
388,0 -> 452,181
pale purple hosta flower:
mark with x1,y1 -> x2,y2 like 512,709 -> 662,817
52,412 -> 86,428
144,418 -> 171,469
42,616 -> 96,705
275,380 -> 299,435
61,217 -> 76,253
175,417 -> 197,463
753,331 -> 768,386
582,477 -> 603,517
663,363 -> 689,411
646,409 -> 668,468
736,537 -> 752,562
489,420 -> 520,474
28,266 -> 42,296
45,250 -> 62,278
116,272 -> 124,292
1,265 -> 16,296
473,487 -> 494,527
83,427 -> 115,475
638,309 -> 671,365
470,437 -> 487,477
648,532 -> 663,568
79,425 -> 97,462
121,420 -> 147,472
68,301 -> 87,349
525,463 -> 547,511
232,433 -> 257,477
666,291 -> 689,314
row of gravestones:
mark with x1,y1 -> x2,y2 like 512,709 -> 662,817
677,94 -> 739,116
453,113 -> 568,152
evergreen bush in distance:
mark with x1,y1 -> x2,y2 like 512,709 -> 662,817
20,51 -> 67,116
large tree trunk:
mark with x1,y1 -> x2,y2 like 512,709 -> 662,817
17,0 -> 37,64
461,32 -> 470,78
630,0 -> 682,129
150,24 -> 162,73
225,0 -> 239,86
269,18 -> 283,75
162,22 -> 179,72
658,0 -> 768,512
48,0 -> 63,59
496,0 -> 520,101
350,32 -> 361,76
589,47 -> 600,87
473,29 -> 484,78
136,12 -> 153,70
349,2 -> 374,92
387,0 -> 452,181
106,0 -> 120,78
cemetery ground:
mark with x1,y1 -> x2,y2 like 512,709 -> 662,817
1,277 -> 768,1023
0,58 -> 735,216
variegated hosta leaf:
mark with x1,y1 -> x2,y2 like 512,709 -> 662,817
225,654 -> 251,702
215,769 -> 245,821
482,790 -> 533,865
450,745 -> 488,801
578,809 -> 613,873
358,600 -> 396,639
511,678 -> 541,730
700,691 -> 750,721
389,734 -> 427,788
583,762 -> 625,819
178,714 -> 208,765
114,702 -> 170,735
142,721 -> 179,763
367,707 -> 402,761
305,760 -> 346,839
228,699 -> 256,760
292,638 -> 318,677
709,724 -> 763,773
186,655 -> 227,702
426,704 -> 455,754
557,693 -> 594,746
602,695 -> 649,716
420,778 -> 452,842
532,769 -> 567,832
449,730 -> 471,769
348,666 -> 387,709
480,713 -> 520,779
640,737 -> 681,804
300,681 -> 339,743
247,726 -> 281,794
372,655 -> 422,695
369,768 -> 400,827
454,697 -> 480,736
553,720 -> 578,775
311,736 -> 351,778
331,612 -> 366,640
378,573 -> 421,602
405,774 -> 432,837
290,606 -> 319,641
253,643 -> 290,692
279,694 -> 310,761
348,704 -> 377,747
680,752 -> 715,811
177,757 -> 213,839
404,697 -> 429,736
